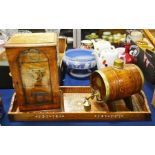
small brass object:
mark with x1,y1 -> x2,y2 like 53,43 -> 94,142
83,99 -> 91,111
113,59 -> 124,69
83,90 -> 101,111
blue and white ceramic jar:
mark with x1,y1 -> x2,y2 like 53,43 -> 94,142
63,48 -> 97,78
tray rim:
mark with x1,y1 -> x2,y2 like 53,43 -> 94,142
8,86 -> 151,121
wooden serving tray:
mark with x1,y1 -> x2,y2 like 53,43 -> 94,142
8,86 -> 151,121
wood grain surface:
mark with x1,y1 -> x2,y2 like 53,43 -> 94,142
90,64 -> 144,102
5,33 -> 62,111
8,88 -> 151,121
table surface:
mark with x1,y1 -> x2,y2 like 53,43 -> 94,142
0,73 -> 155,126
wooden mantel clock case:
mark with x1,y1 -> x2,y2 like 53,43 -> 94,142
5,33 -> 63,111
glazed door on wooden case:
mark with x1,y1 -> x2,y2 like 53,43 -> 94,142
18,48 -> 53,105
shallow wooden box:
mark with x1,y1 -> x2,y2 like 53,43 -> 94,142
8,86 -> 151,121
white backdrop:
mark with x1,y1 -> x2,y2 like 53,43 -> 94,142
0,0 -> 155,155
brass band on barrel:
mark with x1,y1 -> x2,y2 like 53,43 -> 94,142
134,65 -> 144,87
95,70 -> 110,102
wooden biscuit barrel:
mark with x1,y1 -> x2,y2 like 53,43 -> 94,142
90,59 -> 144,102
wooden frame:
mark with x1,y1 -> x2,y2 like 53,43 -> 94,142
8,86 -> 151,121
5,33 -> 63,111
58,37 -> 67,53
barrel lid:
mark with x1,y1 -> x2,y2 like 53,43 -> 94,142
113,59 -> 124,69
5,33 -> 58,48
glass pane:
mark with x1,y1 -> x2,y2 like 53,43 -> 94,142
19,48 -> 53,105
